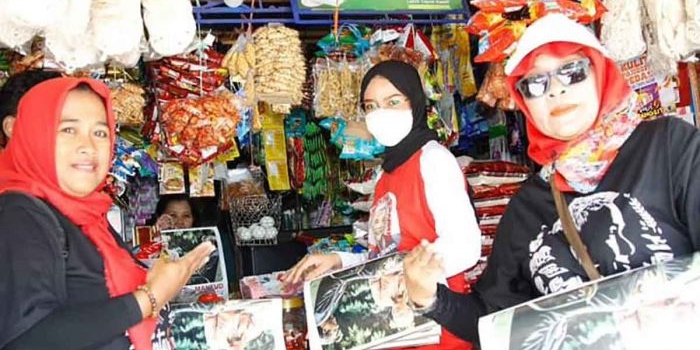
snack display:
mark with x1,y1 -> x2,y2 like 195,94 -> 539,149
189,164 -> 216,198
149,48 -> 228,103
159,162 -> 186,194
110,82 -> 146,126
313,58 -> 364,119
160,90 -> 241,165
142,0 -> 196,57
252,25 -> 307,107
476,62 -> 517,110
468,0 -> 607,63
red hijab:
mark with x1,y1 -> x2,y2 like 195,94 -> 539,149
506,42 -> 633,190
0,78 -> 156,350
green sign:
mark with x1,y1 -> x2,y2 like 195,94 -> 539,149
297,0 -> 464,11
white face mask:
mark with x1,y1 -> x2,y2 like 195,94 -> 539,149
364,109 -> 413,147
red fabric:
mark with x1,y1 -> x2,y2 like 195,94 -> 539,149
505,42 -> 633,191
0,78 -> 155,350
373,149 -> 473,350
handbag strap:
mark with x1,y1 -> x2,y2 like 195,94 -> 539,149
549,176 -> 602,281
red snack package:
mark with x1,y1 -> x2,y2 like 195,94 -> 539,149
470,0 -> 528,12
529,0 -> 606,24
475,21 -> 527,63
465,161 -> 531,175
476,205 -> 508,218
472,183 -> 523,199
160,92 -> 241,166
467,11 -> 506,35
479,224 -> 498,236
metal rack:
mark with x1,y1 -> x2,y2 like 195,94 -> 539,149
192,0 -> 471,26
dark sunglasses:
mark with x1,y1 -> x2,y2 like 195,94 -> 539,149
515,57 -> 592,99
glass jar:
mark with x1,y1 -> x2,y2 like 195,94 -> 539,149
282,297 -> 307,350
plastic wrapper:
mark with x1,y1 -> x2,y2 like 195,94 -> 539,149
142,0 -> 196,57
91,0 -> 143,57
369,43 -> 425,69
476,205 -> 508,218
472,182 -> 523,199
476,62 -> 517,110
253,25 -> 307,106
239,271 -> 300,299
160,91 -> 241,166
313,58 -> 364,119
470,0 -> 528,12
467,0 -> 607,64
465,160 -> 530,175
189,164 -> 216,198
475,21 -> 526,63
110,82 -> 146,127
319,118 -> 384,160
0,0 -> 65,31
159,162 -> 186,195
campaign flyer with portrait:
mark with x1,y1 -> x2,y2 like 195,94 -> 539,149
478,252 -> 700,350
159,226 -> 229,304
170,299 -> 285,350
304,253 -> 440,350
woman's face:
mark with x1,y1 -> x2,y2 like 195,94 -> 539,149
55,89 -> 111,197
164,200 -> 194,228
521,53 -> 600,141
362,76 -> 411,113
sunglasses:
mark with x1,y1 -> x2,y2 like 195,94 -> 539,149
515,57 -> 592,99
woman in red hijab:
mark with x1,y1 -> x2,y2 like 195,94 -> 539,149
402,13 -> 700,347
0,77 -> 214,350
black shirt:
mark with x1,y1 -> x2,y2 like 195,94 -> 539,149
426,117 -> 700,345
0,193 -> 142,350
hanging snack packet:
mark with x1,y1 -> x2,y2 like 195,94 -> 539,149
159,162 -> 186,194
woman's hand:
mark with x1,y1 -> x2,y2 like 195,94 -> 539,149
155,214 -> 175,231
135,241 -> 216,318
404,240 -> 444,308
281,253 -> 342,286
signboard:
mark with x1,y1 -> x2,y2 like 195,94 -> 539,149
619,55 -> 679,120
297,0 -> 464,11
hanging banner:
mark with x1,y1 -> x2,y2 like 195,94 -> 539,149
297,0 -> 464,11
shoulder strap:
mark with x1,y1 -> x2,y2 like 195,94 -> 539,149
549,176 -> 602,281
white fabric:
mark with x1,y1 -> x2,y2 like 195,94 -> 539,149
601,0 -> 646,61
420,141 -> 481,277
644,0 -> 692,60
43,0 -> 99,71
0,0 -> 66,30
0,13 -> 37,50
687,0 -> 700,46
143,0 -> 196,57
504,14 -> 608,75
91,0 -> 143,57
640,0 -> 682,76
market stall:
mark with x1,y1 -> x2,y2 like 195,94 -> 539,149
1,0 -> 699,349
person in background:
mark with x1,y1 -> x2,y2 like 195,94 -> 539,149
0,77 -> 214,350
403,14 -> 700,347
283,60 -> 481,350
155,194 -> 198,230
0,70 -> 62,148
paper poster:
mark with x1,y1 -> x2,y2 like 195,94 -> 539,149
160,226 -> 229,304
479,252 -> 700,350
619,56 -> 678,120
171,299 -> 285,350
304,253 -> 440,350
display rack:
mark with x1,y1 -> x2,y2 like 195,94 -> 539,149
192,0 -> 471,26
